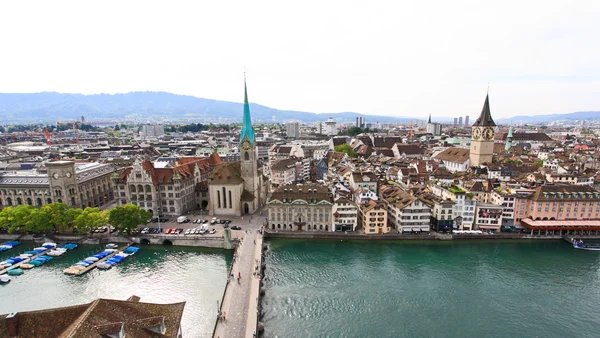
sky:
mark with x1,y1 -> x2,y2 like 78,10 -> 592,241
1,0 -> 599,119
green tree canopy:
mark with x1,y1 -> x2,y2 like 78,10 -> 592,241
108,204 -> 151,234
334,144 -> 357,158
74,207 -> 107,233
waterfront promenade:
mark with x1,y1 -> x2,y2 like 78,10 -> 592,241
213,212 -> 265,338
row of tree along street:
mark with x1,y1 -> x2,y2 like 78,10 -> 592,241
0,203 -> 151,235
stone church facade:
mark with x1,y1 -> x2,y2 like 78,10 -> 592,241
208,79 -> 268,216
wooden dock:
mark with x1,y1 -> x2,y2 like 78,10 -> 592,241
63,246 -> 128,276
0,248 -> 51,275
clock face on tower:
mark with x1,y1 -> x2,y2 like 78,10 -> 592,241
241,139 -> 251,151
483,128 -> 494,140
472,127 -> 482,140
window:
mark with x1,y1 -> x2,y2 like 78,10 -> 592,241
245,152 -> 250,161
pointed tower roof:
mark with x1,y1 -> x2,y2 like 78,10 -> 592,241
428,113 -> 432,124
239,75 -> 255,145
506,125 -> 513,138
473,93 -> 496,127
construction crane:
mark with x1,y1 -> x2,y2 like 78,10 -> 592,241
56,121 -> 81,145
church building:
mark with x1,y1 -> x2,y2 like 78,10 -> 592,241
208,78 -> 268,216
469,93 -> 496,167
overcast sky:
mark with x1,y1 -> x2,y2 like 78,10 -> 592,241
1,0 -> 599,119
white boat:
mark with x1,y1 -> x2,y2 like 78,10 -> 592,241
47,251 -> 64,257
0,275 -> 10,284
105,243 -> 119,249
85,257 -> 99,262
42,242 -> 57,248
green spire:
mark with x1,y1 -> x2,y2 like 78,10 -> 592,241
239,74 -> 255,145
505,125 -> 513,151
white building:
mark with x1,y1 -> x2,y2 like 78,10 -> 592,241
140,125 -> 164,138
388,194 -> 431,233
431,184 -> 476,230
322,117 -> 337,136
286,121 -> 300,138
434,148 -> 470,173
332,198 -> 358,232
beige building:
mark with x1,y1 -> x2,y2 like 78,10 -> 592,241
470,94 -> 496,167
113,155 -> 221,216
267,184 -> 333,231
0,160 -> 116,209
360,200 -> 390,234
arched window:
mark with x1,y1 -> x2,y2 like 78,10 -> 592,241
320,224 -> 323,230
170,207 -> 175,212
36,198 -> 42,207
277,224 -> 281,229
47,198 -> 52,205
145,185 -> 152,193
71,197 -> 76,207
26,198 -> 32,206
244,152 -> 249,161
217,190 -> 221,208
229,190 -> 232,209
222,187 -> 227,209
16,198 -> 22,205
272,224 -> 275,230
6,197 -> 12,206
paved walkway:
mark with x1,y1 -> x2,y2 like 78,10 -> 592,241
213,212 -> 265,338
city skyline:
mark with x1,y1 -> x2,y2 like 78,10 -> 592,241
1,1 -> 599,119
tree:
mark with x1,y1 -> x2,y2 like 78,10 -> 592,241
0,207 -> 16,232
533,160 -> 544,168
108,204 -> 151,234
74,207 -> 107,233
334,144 -> 357,158
10,205 -> 36,233
42,203 -> 72,232
26,209 -> 53,233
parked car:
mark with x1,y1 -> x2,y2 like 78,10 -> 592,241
231,226 -> 241,230
209,229 -> 216,234
184,229 -> 192,235
165,228 -> 173,234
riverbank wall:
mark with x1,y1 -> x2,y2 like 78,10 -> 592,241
264,231 -> 586,241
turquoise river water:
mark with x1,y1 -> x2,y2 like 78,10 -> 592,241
261,239 -> 600,338
0,244 -> 231,337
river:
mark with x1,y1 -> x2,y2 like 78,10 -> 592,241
0,243 -> 231,337
261,239 -> 600,338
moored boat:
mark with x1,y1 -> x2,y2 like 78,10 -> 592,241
7,268 -> 24,276
106,243 -> 119,249
0,275 -> 10,284
571,238 -> 600,251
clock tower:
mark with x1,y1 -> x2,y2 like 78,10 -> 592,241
469,93 -> 496,167
239,76 -> 260,213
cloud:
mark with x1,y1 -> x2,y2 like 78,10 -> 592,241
0,0 -> 599,119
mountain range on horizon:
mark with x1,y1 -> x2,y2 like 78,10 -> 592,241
0,91 -> 597,125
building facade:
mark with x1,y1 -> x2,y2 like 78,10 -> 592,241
0,161 -> 116,210
359,200 -> 390,234
332,198 -> 358,232
267,184 -> 333,231
286,121 -> 300,138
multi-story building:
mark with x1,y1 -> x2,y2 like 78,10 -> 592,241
387,193 -> 431,233
139,125 -> 164,138
0,160 -> 116,210
349,172 -> 378,193
490,188 -> 518,228
322,117 -> 337,136
431,184 -> 476,230
113,155 -> 221,216
266,184 -> 333,231
429,196 -> 455,232
473,203 -> 504,232
359,200 -> 390,234
332,198 -> 358,232
270,157 -> 298,188
514,185 -> 600,224
285,121 -> 300,138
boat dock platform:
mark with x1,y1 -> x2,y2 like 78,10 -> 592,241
63,245 -> 130,276
0,248 -> 51,276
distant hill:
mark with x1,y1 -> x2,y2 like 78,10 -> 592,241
0,92 -> 414,125
496,111 -> 600,124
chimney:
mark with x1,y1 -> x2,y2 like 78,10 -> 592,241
6,313 -> 19,337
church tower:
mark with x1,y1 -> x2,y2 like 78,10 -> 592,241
239,76 -> 260,213
469,93 -> 496,166
505,125 -> 513,151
